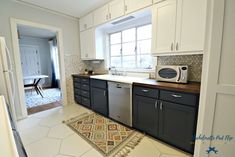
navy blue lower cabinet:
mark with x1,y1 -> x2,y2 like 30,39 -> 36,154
133,85 -> 198,154
91,87 -> 108,116
158,101 -> 196,153
133,95 -> 159,138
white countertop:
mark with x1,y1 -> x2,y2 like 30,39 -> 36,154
0,96 -> 19,157
90,74 -> 147,84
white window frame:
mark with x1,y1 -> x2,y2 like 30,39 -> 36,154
108,24 -> 154,71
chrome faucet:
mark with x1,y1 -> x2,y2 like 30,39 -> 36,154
109,67 -> 118,75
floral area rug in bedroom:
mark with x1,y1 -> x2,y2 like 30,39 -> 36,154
64,112 -> 144,157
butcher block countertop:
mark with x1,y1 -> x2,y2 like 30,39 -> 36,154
133,79 -> 201,94
72,74 -> 201,94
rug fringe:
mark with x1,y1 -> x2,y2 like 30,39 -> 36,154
112,133 -> 144,157
62,112 -> 89,123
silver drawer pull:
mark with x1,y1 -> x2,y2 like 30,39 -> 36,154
154,100 -> 158,109
171,94 -> 182,98
141,89 -> 149,92
160,101 -> 163,110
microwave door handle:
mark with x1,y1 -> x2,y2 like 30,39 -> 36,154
177,67 -> 181,82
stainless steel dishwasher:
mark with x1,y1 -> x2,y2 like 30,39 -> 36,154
108,81 -> 132,126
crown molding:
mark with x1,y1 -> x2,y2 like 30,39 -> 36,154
15,0 -> 80,21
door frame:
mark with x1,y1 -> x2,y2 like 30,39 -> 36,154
10,18 -> 68,119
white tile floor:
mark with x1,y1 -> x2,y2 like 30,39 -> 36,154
17,104 -> 192,157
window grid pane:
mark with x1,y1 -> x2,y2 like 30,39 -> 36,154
137,25 -> 152,40
110,44 -> 122,56
122,28 -> 136,42
110,32 -> 121,44
109,24 -> 152,69
137,39 -> 151,54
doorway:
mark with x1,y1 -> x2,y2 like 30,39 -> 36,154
10,19 -> 67,118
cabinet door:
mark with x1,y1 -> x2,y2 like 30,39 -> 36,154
79,13 -> 93,32
125,0 -> 152,14
133,95 -> 158,137
159,101 -> 196,153
175,0 -> 207,52
80,28 -> 95,60
109,0 -> 125,20
94,4 -> 109,26
152,0 -> 177,54
91,87 -> 108,116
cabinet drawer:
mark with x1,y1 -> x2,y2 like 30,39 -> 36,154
82,97 -> 90,107
81,90 -> 90,98
134,86 -> 159,98
74,88 -> 81,95
160,90 -> 198,107
74,82 -> 81,89
73,77 -> 81,83
75,95 -> 82,104
91,79 -> 107,89
81,78 -> 90,84
81,84 -> 90,90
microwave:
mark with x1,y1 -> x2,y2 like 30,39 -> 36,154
156,65 -> 188,83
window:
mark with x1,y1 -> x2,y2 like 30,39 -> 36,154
109,24 -> 153,69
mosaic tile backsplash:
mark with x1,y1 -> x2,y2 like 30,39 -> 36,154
64,54 -> 87,105
157,55 -> 203,82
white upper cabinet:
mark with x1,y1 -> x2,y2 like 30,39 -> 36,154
94,4 -> 109,26
80,28 -> 95,59
152,0 -> 177,53
109,0 -> 125,20
94,0 -> 125,26
152,0 -> 207,55
125,0 -> 153,14
80,28 -> 104,60
79,13 -> 93,32
175,0 -> 207,52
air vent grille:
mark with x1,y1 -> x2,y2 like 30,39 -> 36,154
111,16 -> 135,25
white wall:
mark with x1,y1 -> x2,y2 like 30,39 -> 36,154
0,0 -> 80,56
0,0 -> 81,119
19,36 -> 52,87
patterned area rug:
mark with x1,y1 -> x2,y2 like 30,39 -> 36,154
25,88 -> 61,108
64,113 -> 144,157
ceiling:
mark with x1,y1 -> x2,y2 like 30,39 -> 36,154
18,25 -> 56,39
17,0 -> 111,18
